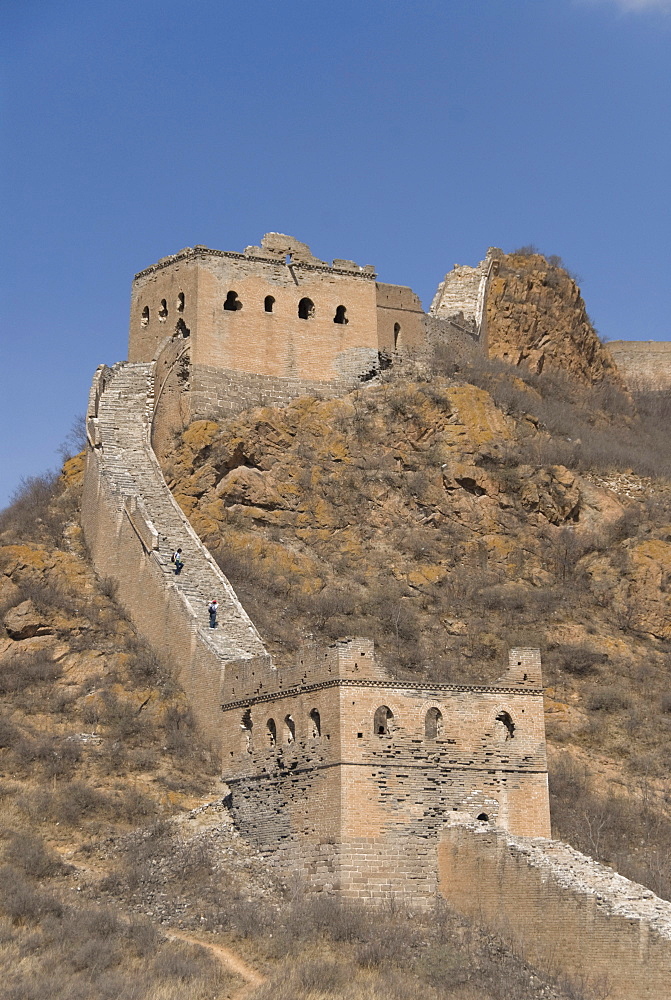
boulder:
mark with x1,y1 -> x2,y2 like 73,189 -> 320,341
3,600 -> 54,640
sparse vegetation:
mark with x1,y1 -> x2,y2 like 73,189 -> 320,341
3,254 -> 671,995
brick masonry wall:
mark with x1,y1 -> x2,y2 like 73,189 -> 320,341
429,250 -> 499,350
189,363 -> 360,423
150,336 -> 193,463
608,340 -> 671,392
376,282 -> 427,354
81,361 -> 270,751
130,254 -> 198,363
438,824 -> 671,1000
220,647 -> 550,903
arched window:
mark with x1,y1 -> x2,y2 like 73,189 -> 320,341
224,290 -> 242,311
158,299 -> 168,321
333,305 -> 348,325
495,711 -> 515,740
141,305 -> 150,327
264,295 -> 275,313
425,707 -> 443,740
298,297 -> 315,320
267,718 -> 277,746
284,714 -> 295,744
477,813 -> 489,823
374,705 -> 393,736
310,708 -> 321,738
177,292 -> 185,313
241,709 -> 252,750
393,322 -> 401,349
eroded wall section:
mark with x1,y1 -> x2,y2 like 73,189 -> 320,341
439,824 -> 671,1000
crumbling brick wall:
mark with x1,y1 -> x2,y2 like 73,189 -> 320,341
222,645 -> 550,903
438,823 -> 671,1000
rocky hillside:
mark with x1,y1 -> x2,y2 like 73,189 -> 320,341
162,256 -> 671,902
0,455 -> 586,1000
486,251 -> 624,387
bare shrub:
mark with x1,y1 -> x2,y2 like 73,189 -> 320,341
3,832 -> 70,879
552,643 -> 607,677
57,414 -> 87,461
586,685 -> 630,713
0,652 -> 62,695
99,691 -> 143,740
163,704 -> 195,752
0,472 -> 61,541
99,576 -> 118,600
153,941 -> 216,981
0,866 -> 63,923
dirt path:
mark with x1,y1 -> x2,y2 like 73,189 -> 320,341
165,928 -> 266,999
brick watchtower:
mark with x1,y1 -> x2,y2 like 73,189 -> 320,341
221,641 -> 551,903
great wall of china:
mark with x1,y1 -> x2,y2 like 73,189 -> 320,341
81,235 -> 671,998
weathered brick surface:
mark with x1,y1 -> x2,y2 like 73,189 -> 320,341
222,646 -> 550,902
608,340 -> 671,392
429,249 -> 500,349
439,824 -> 671,1000
81,361 -> 270,749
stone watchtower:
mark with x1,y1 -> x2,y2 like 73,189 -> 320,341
92,233 -> 552,901
221,641 -> 551,903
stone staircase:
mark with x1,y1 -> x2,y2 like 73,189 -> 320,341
93,361 -> 268,663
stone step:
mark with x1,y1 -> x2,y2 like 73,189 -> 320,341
95,361 -> 268,663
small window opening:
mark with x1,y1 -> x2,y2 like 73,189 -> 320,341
495,711 -> 515,740
141,305 -> 150,327
177,292 -> 185,313
298,297 -> 315,320
333,305 -> 348,325
477,813 -> 489,822
158,299 -> 168,321
284,714 -> 296,744
310,708 -> 321,738
374,705 -> 394,736
264,295 -> 275,313
267,718 -> 277,746
241,709 -> 253,750
393,322 -> 401,349
175,317 -> 190,338
224,290 -> 242,311
425,707 -> 443,740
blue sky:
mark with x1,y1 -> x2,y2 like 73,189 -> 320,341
2,0 -> 670,507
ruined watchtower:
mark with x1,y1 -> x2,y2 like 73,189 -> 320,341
221,641 -> 550,902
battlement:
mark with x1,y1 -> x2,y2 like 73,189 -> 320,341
135,237 -> 378,283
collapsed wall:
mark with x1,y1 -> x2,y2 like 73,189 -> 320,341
429,249 -> 500,346
439,823 -> 671,1000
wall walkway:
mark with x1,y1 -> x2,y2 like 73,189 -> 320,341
81,359 -> 271,747
439,822 -> 671,1000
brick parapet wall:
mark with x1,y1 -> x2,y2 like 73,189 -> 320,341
189,363 -> 362,422
438,824 -> 671,1000
81,359 -> 270,750
608,340 -> 671,392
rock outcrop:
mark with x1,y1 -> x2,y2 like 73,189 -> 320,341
485,252 -> 625,388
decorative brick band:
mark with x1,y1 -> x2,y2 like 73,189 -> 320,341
226,761 -> 549,782
221,676 -> 543,712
